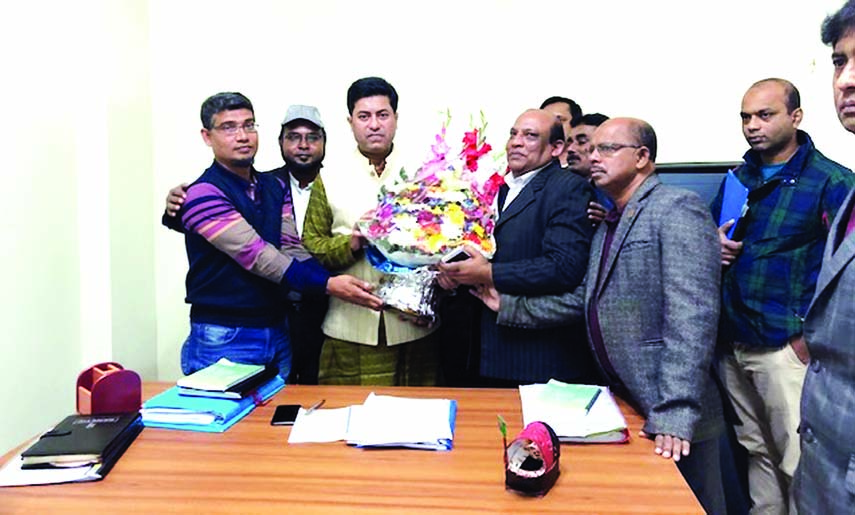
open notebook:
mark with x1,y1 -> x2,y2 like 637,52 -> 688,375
288,393 -> 457,451
519,380 -> 629,443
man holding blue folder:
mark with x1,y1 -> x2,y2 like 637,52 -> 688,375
711,78 -> 854,514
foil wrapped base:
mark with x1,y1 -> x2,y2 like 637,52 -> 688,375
377,267 -> 439,325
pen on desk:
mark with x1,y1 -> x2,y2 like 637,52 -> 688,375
305,399 -> 326,415
584,389 -> 602,415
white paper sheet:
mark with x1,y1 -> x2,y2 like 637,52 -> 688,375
287,407 -> 352,444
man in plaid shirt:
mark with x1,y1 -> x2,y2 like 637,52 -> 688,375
711,78 -> 855,514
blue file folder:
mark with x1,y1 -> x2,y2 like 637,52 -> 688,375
719,170 -> 749,239
141,375 -> 285,432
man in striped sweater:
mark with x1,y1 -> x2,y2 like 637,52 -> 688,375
168,92 -> 381,379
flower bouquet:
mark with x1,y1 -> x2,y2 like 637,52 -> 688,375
359,114 -> 505,323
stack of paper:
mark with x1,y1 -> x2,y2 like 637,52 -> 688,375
0,413 -> 143,487
519,380 -> 629,443
142,374 -> 285,432
288,393 -> 457,451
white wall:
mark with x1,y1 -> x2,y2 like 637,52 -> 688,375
0,0 -> 157,454
152,0 -> 854,381
2,0 -> 851,453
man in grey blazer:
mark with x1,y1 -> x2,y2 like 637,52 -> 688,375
794,3 -> 855,512
438,108 -> 595,386
479,118 -> 726,514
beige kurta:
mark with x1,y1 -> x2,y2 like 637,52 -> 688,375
312,145 -> 437,346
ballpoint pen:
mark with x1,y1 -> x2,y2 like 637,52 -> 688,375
584,389 -> 601,415
305,399 -> 326,415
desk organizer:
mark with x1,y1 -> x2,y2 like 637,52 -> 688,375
505,421 -> 561,496
77,362 -> 141,414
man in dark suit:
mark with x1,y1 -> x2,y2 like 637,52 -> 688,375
438,109 -> 595,386
481,118 -> 727,514
794,3 -> 855,513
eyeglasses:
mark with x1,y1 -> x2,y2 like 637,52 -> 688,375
211,122 -> 258,136
283,132 -> 323,144
594,143 -> 642,156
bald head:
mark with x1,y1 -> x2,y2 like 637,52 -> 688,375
602,117 -> 657,162
506,109 -> 565,176
590,117 -> 657,209
747,78 -> 801,113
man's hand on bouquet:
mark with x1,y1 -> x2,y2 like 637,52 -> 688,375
165,183 -> 189,216
437,244 -> 492,286
470,284 -> 500,312
326,275 -> 383,310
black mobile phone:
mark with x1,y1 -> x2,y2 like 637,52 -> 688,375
270,404 -> 301,426
441,247 -> 470,263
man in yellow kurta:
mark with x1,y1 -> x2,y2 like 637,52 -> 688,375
303,77 -> 438,386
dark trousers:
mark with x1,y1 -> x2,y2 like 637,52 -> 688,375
436,291 -> 482,387
285,295 -> 328,385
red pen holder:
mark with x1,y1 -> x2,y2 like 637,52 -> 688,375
76,362 -> 141,414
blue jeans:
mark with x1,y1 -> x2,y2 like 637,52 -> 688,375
181,320 -> 291,379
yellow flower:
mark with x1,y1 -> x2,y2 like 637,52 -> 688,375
447,204 -> 464,226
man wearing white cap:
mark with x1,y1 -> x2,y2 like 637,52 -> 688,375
273,105 -> 330,384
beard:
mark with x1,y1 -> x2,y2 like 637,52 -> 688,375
229,156 -> 255,168
285,158 -> 321,175
283,151 -> 324,181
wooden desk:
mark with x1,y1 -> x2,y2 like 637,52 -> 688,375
0,384 -> 701,514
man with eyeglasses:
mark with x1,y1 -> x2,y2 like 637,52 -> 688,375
271,105 -> 331,385
165,103 -> 347,384
166,92 -> 381,379
711,78 -> 854,514
438,108 -> 595,386
478,117 -> 728,514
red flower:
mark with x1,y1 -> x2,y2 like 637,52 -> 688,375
461,129 -> 492,172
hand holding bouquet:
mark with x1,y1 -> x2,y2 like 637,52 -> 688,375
358,114 -> 505,323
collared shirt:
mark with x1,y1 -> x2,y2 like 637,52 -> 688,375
497,164 -> 545,213
710,130 -> 855,348
288,172 -> 313,237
